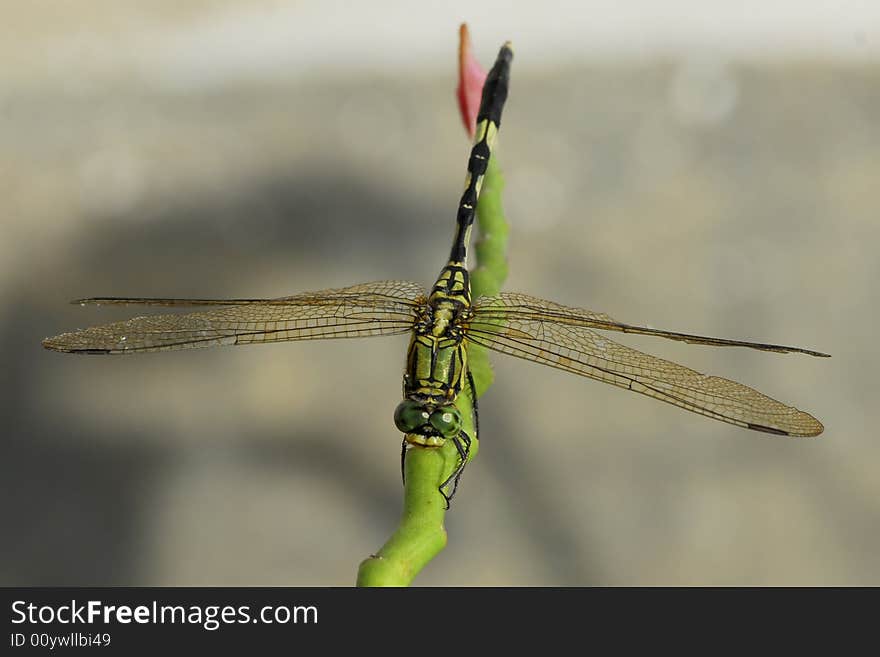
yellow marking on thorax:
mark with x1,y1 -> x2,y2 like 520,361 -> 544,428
431,306 -> 454,337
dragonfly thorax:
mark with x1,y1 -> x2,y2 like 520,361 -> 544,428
421,261 -> 472,341
404,307 -> 469,403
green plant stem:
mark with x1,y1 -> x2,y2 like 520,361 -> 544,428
469,156 -> 508,396
357,156 -> 508,586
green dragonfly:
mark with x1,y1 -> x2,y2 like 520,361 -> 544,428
43,43 -> 828,505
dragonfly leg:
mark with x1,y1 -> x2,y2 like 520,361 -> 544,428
438,372 -> 479,507
439,431 -> 472,509
400,438 -> 408,486
467,369 -> 480,441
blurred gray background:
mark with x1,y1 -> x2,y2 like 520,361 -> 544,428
2,1 -> 877,585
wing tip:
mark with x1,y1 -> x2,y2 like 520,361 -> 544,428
42,334 -> 111,354
795,347 -> 831,358
41,336 -> 64,352
747,420 -> 824,437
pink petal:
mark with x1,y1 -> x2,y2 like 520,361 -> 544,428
456,23 -> 487,138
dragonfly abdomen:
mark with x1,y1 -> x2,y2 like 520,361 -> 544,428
448,42 -> 512,265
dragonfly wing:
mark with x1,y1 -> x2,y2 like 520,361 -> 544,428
473,292 -> 830,357
43,281 -> 424,354
468,296 -> 824,437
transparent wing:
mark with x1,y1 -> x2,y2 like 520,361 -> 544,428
469,293 -> 825,436
473,292 -> 830,357
43,281 -> 424,354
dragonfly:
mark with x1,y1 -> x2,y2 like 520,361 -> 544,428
43,42 -> 828,506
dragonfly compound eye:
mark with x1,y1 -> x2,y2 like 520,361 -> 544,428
429,407 -> 462,438
394,400 -> 430,433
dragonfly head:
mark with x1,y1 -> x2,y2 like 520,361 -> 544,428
394,399 -> 462,447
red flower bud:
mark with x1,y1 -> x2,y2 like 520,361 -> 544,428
456,23 -> 487,138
